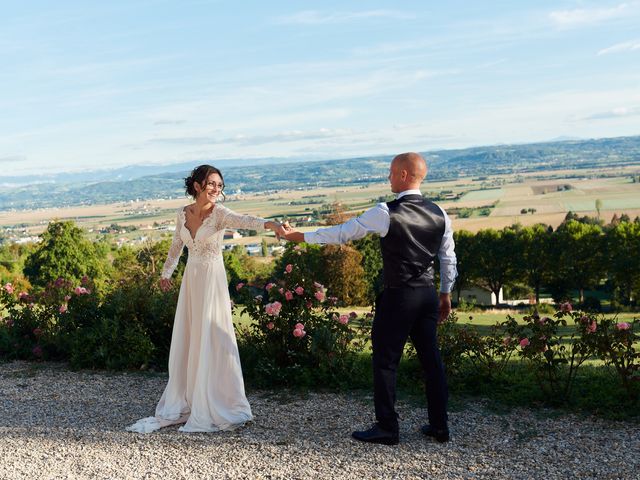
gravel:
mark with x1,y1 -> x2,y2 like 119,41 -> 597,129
1,361 -> 638,479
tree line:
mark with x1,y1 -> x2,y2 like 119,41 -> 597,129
1,211 -> 639,311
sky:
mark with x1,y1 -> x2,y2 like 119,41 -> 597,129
1,0 -> 639,175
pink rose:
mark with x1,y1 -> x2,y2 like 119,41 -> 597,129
295,322 -> 305,330
236,282 -> 245,291
313,281 -> 323,290
285,264 -> 293,274
293,328 -> 306,338
587,321 -> 597,333
3,283 -> 14,294
265,301 -> 282,316
579,315 -> 589,324
338,314 -> 349,325
75,286 -> 88,295
59,304 -> 68,314
19,291 -> 29,300
314,291 -> 325,302
265,282 -> 276,291
64,295 -> 71,302
616,322 -> 631,331
560,302 -> 573,312
266,322 -> 275,330
32,345 -> 43,357
519,338 -> 530,348
278,288 -> 284,295
295,286 -> 304,296
285,291 -> 294,301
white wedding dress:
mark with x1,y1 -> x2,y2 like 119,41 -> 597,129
126,204 -> 265,433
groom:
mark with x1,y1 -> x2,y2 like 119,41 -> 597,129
282,152 -> 457,445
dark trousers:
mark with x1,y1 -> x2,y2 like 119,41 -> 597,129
372,286 -> 448,433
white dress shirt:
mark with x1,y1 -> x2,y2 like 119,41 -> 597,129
304,189 -> 458,293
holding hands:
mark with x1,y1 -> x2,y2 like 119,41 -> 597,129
265,221 -> 304,243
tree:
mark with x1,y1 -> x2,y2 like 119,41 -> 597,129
321,244 -> 368,305
607,221 -> 640,305
469,228 -> 519,303
261,238 -> 269,257
595,199 -> 603,219
451,230 -> 475,302
23,220 -> 109,289
514,224 -> 553,303
552,220 -> 605,303
352,234 -> 383,302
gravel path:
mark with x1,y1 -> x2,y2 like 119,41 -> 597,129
0,361 -> 638,479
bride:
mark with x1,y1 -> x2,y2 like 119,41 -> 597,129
127,165 -> 285,433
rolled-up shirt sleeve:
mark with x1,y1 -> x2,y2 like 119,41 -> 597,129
438,207 -> 458,294
304,203 -> 390,244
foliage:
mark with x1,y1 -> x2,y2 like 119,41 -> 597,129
23,221 -> 110,290
233,246 -> 369,387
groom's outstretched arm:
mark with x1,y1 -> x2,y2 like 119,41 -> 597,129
285,203 -> 390,245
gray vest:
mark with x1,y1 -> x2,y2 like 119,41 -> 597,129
380,194 -> 446,288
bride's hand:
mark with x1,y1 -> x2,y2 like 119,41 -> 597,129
159,278 -> 172,292
265,221 -> 288,239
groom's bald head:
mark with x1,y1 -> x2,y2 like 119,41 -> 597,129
388,152 -> 427,192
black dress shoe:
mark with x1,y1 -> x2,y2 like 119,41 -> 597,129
421,424 -> 450,443
352,424 -> 399,445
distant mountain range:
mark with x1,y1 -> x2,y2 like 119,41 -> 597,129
1,135 -> 638,211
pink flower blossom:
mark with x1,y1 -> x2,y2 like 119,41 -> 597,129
293,245 -> 302,251
329,296 -> 338,305
18,291 -> 29,300
338,314 -> 349,325
265,282 -> 276,291
306,301 -> 312,308
81,275 -> 89,285
6,318 -> 14,328
295,322 -> 305,330
254,295 -> 263,303
560,302 -> 573,313
587,321 -> 597,333
54,277 -> 65,288
314,291 -> 326,302
236,282 -> 245,291
293,328 -> 306,338
285,264 -> 293,274
349,311 -> 357,319
503,336 -> 512,346
59,304 -> 68,314
32,345 -> 43,357
519,338 -> 530,348
64,295 -> 71,302
3,283 -> 14,294
278,288 -> 284,295
313,281 -> 324,290
285,291 -> 294,301
266,322 -> 275,330
74,286 -> 88,295
265,301 -> 282,317
295,286 -> 304,296
33,328 -> 42,337
616,322 -> 631,331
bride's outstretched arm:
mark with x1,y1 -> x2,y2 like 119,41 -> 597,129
160,209 -> 185,287
216,205 -> 286,237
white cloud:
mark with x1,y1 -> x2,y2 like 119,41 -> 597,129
579,106 -> 640,120
274,10 -> 415,26
549,2 -> 639,28
598,40 -> 640,55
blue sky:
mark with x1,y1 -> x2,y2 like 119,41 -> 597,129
1,0 -> 639,175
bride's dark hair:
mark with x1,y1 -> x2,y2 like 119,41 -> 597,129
184,165 -> 225,200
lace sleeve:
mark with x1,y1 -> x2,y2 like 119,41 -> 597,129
215,205 -> 266,232
161,209 -> 185,279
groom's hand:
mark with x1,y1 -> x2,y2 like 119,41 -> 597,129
438,293 -> 451,324
283,228 -> 305,243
